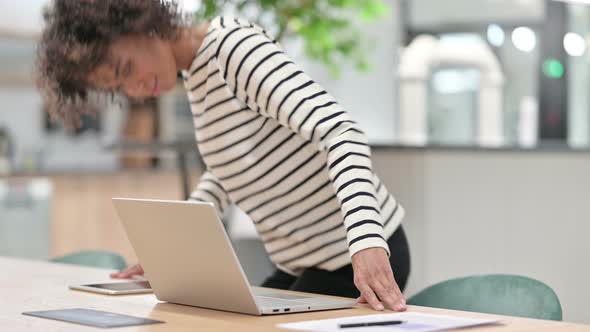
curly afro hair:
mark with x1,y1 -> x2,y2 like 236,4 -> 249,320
36,0 -> 184,128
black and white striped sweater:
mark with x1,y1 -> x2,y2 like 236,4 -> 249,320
182,16 -> 404,275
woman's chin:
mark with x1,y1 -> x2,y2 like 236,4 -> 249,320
161,80 -> 178,94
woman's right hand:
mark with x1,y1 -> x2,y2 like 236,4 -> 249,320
110,264 -> 144,279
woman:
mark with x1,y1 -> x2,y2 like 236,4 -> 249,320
37,0 -> 410,312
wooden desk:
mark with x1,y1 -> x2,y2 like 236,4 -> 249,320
2,257 -> 588,332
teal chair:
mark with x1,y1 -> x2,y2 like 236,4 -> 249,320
50,250 -> 127,271
407,274 -> 562,321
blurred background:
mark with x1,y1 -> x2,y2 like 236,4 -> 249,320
1,0 -> 590,324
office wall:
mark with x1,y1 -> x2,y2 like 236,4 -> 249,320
0,85 -> 125,172
408,0 -> 545,29
0,0 -> 45,37
370,147 -> 590,324
568,4 -> 590,147
0,87 -> 44,168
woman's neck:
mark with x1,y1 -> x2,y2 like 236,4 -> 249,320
172,22 -> 210,72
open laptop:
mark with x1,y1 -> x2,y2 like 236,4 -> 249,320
112,198 -> 357,315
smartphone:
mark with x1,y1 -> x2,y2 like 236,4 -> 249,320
69,281 -> 152,295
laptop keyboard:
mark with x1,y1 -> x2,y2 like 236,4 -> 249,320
255,296 -> 304,307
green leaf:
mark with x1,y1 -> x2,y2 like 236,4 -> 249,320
370,1 -> 389,16
196,0 -> 387,74
327,61 -> 341,79
288,17 -> 304,32
356,59 -> 371,72
359,0 -> 389,22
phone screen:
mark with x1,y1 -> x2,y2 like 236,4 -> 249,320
83,281 -> 151,291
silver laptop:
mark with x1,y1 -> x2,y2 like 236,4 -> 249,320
112,198 -> 356,315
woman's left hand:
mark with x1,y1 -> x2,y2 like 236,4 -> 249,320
351,247 -> 407,311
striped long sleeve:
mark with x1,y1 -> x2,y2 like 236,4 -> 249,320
188,170 -> 231,217
214,23 -> 390,257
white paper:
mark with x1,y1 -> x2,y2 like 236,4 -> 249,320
278,312 -> 499,332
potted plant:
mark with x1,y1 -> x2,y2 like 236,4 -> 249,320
195,0 -> 390,76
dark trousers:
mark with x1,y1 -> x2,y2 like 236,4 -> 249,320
261,226 -> 410,298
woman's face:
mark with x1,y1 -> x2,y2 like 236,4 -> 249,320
88,34 -> 178,99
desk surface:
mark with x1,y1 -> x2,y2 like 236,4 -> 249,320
2,257 -> 588,332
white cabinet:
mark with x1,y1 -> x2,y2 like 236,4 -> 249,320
0,178 -> 51,259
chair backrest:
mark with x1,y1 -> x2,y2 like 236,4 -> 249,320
50,250 -> 127,271
407,274 -> 562,321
